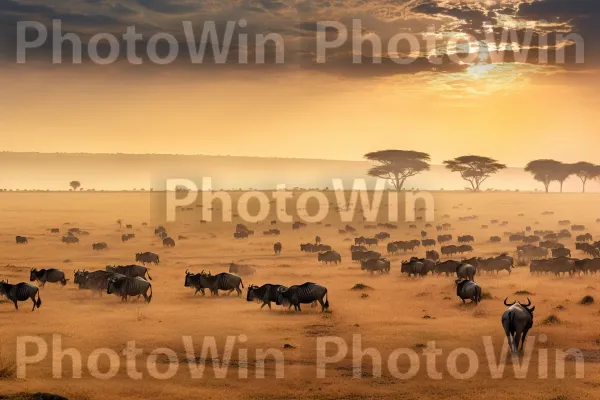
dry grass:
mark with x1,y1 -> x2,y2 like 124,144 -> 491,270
0,191 -> 599,399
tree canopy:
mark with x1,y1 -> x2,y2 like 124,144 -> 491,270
364,150 -> 430,191
524,159 -> 563,192
571,161 -> 599,193
69,181 -> 81,191
443,155 -> 506,191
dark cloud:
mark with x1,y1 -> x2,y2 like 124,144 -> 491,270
137,0 -> 198,14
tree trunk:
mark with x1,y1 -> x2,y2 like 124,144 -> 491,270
544,182 -> 550,193
582,178 -> 587,193
560,181 -> 564,193
394,173 -> 401,192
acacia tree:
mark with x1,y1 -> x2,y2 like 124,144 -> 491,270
69,181 -> 81,191
552,162 -> 573,193
524,159 -> 562,192
364,150 -> 430,191
443,155 -> 506,191
571,161 -> 598,193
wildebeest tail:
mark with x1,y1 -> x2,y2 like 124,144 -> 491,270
35,290 -> 42,309
324,291 -> 329,309
475,285 -> 482,302
146,270 -> 152,281
240,278 -> 244,288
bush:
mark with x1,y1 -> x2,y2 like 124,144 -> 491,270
542,314 -> 561,325
351,283 -> 373,291
580,295 -> 594,305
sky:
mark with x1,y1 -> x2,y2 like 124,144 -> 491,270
0,0 -> 598,166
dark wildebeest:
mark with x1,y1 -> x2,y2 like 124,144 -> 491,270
274,242 -> 282,254
121,234 -> 131,242
105,265 -> 152,280
422,239 -> 436,247
456,280 -> 482,304
92,242 -> 108,251
229,262 -> 256,276
490,236 -> 501,243
502,298 -> 535,353
30,268 -> 68,287
401,259 -> 424,277
234,231 -> 249,239
107,276 -> 152,303
0,280 -> 42,311
441,245 -> 458,257
478,257 -> 512,275
576,233 -> 593,242
437,234 -> 452,244
135,252 -> 160,265
410,257 -> 435,275
360,258 -> 391,274
184,271 -> 206,295
247,284 -> 287,310
197,272 -> 244,296
74,270 -> 119,295
163,237 -> 176,247
552,247 -> 571,258
277,282 -> 329,312
15,236 -> 28,244
456,263 -> 476,281
62,236 -> 79,244
426,250 -> 440,262
434,260 -> 461,276
317,250 -> 342,265
458,235 -> 474,243
49,228 -> 60,234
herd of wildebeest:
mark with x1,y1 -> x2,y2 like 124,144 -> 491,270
4,208 -> 600,354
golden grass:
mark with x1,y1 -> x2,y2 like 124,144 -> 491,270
0,191 -> 599,399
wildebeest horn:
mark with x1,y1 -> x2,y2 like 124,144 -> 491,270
504,297 -> 516,306
524,297 -> 532,307
185,269 -> 190,274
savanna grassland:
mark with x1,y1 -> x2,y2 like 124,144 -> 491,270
0,191 -> 599,400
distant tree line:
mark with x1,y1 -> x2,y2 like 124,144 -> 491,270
365,150 -> 599,193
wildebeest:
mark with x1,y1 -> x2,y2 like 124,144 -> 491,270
274,242 -> 282,254
576,233 -> 593,242
458,235 -> 474,243
263,229 -> 280,236
401,259 -> 424,277
49,228 -> 60,234
105,265 -> 152,280
74,270 -> 119,295
276,282 -> 329,312
0,280 -> 42,311
318,250 -> 342,265
502,298 -> 535,353
184,271 -> 207,295
551,247 -> 571,258
456,244 -> 473,254
121,233 -> 135,242
234,231 -> 249,239
163,237 -> 176,247
247,284 -> 287,309
435,260 -> 461,276
196,271 -> 244,296
410,257 -> 435,275
477,257 -> 512,275
572,224 -> 585,231
29,268 -> 67,287
352,250 -> 381,262
437,234 -> 452,244
426,250 -> 440,262
456,263 -> 476,281
456,280 -> 482,304
92,242 -> 108,251
360,258 -> 390,274
62,236 -> 79,244
15,236 -> 28,244
229,262 -> 256,276
422,239 -> 436,247
107,275 -> 152,303
135,252 -> 160,265
490,236 -> 501,243
441,245 -> 458,257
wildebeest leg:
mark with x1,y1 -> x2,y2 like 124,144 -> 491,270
236,287 -> 242,296
318,298 -> 326,311
462,299 -> 465,304
520,329 -> 530,352
227,289 -> 234,296
260,302 -> 268,309
296,304 -> 302,312
513,329 -> 523,354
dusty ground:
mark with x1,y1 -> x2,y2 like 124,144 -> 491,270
0,191 -> 599,400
